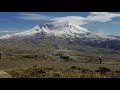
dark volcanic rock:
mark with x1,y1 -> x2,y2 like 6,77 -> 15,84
95,67 -> 111,73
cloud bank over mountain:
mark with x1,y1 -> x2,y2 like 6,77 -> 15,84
17,12 -> 120,26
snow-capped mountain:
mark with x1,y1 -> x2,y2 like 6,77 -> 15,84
0,23 -> 115,40
0,23 -> 120,50
0,23 -> 89,39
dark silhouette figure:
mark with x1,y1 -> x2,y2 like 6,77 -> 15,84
99,56 -> 102,64
35,53 -> 38,59
67,55 -> 69,61
0,52 -> 2,59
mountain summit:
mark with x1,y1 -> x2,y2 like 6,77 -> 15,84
0,23 -> 108,39
0,23 -> 120,50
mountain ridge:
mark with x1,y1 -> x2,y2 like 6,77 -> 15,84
0,23 -> 116,39
0,23 -> 120,50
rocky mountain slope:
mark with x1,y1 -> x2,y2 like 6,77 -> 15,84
0,23 -> 120,50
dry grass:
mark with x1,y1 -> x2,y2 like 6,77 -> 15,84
0,70 -> 12,78
5,66 -> 120,78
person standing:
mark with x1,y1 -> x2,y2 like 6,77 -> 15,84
99,56 -> 102,64
0,52 -> 2,59
67,55 -> 69,61
35,53 -> 38,59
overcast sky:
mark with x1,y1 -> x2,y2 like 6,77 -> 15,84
0,12 -> 120,36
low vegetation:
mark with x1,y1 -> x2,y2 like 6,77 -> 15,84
4,66 -> 120,78
0,44 -> 120,78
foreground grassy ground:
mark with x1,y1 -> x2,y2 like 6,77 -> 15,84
0,58 -> 120,78
0,46 -> 120,78
1,58 -> 120,71
4,66 -> 120,78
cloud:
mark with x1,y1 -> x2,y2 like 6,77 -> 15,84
17,13 -> 87,25
0,28 -> 29,35
0,30 -> 19,36
17,12 -> 120,26
17,13 -> 55,20
0,30 -> 18,36
110,21 -> 120,24
50,12 -> 120,26
95,28 -> 106,35
50,16 -> 86,26
0,30 -> 17,33
86,12 -> 120,22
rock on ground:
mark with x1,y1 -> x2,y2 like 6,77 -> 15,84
0,70 -> 12,78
